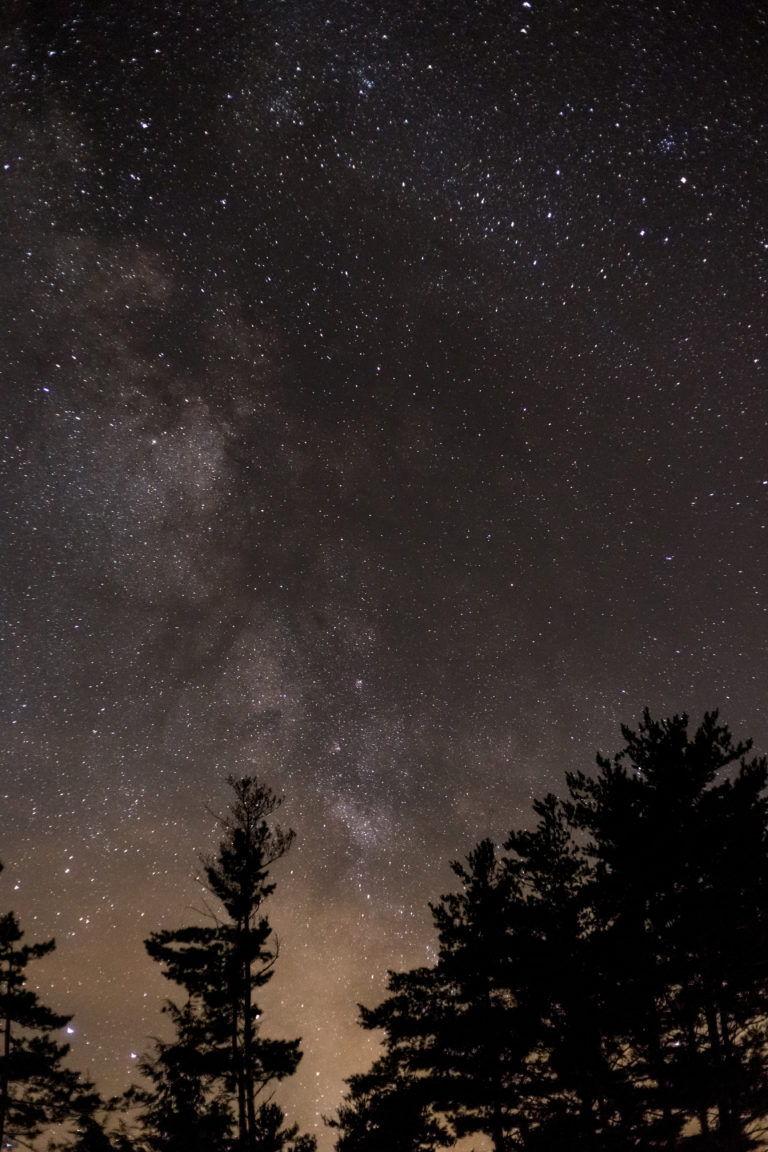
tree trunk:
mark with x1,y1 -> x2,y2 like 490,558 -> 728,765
647,1019 -> 675,1147
717,1001 -> 744,1146
244,944 -> 257,1149
0,1006 -> 10,1149
234,991 -> 246,1149
490,1088 -> 506,1152
704,1000 -> 739,1141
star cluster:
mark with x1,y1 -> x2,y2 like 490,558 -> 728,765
2,0 -> 768,1143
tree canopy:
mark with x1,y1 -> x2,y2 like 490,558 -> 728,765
137,777 -> 315,1152
5,716 -> 768,1150
0,862 -> 106,1149
333,711 -> 768,1151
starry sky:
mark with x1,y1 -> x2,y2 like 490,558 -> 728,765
2,0 -> 767,1144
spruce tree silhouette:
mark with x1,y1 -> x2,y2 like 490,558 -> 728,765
138,778 -> 315,1152
566,710 -> 768,1148
328,1051 -> 449,1152
0,862 -> 97,1147
336,713 -> 768,1152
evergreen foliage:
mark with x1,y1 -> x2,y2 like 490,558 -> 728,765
0,861 -> 96,1149
332,712 -> 768,1151
328,1052 -> 449,1152
138,777 -> 315,1152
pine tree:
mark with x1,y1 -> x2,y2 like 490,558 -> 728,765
48,1090 -> 133,1152
131,997 -> 234,1151
352,841 -> 536,1152
328,1052 -> 449,1152
0,863 -> 87,1147
567,710 -> 768,1147
141,777 -> 315,1152
340,712 -> 768,1151
503,795 -> 612,1150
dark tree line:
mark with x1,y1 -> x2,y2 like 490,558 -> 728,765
4,713 -> 768,1150
330,712 -> 768,1151
0,778 -> 315,1152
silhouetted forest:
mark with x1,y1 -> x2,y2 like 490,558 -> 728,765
4,712 -> 768,1150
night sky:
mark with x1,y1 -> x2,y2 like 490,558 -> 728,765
2,0 -> 768,1144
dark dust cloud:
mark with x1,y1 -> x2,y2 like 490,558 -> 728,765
2,0 -> 767,1143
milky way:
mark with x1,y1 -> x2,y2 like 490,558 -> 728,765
2,1 -> 768,1144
